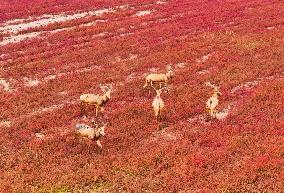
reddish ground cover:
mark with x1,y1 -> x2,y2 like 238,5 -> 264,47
0,0 -> 284,192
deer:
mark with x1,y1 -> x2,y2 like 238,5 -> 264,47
205,81 -> 222,118
75,119 -> 107,148
152,86 -> 168,121
143,64 -> 174,90
80,84 -> 112,117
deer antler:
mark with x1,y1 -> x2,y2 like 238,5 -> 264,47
100,84 -> 106,92
91,118 -> 99,128
100,84 -> 112,92
166,63 -> 173,71
98,118 -> 108,127
107,84 -> 113,90
100,84 -> 112,93
99,119 -> 107,126
205,81 -> 218,89
218,81 -> 222,88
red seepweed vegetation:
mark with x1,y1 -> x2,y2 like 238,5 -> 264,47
0,0 -> 284,192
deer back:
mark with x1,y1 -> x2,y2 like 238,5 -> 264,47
206,96 -> 218,109
147,73 -> 167,82
80,94 -> 101,104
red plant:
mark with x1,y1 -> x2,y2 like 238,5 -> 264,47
0,0 -> 284,192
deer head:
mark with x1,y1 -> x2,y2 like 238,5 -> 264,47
205,81 -> 222,96
166,64 -> 174,78
100,84 -> 113,99
91,118 -> 98,128
98,122 -> 107,136
92,118 -> 107,136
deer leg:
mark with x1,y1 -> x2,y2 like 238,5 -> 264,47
165,83 -> 169,93
212,109 -> 216,118
213,109 -> 217,118
209,109 -> 212,117
80,103 -> 83,117
96,140 -> 102,148
96,106 -> 98,117
143,80 -> 148,88
98,106 -> 103,116
149,82 -> 153,95
156,111 -> 161,122
80,102 -> 85,117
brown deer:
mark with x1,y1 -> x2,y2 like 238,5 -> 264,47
205,81 -> 222,118
144,64 -> 174,89
152,86 -> 168,121
80,84 -> 112,117
75,119 -> 107,148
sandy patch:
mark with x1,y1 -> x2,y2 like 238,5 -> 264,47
0,32 -> 41,46
148,128 -> 178,143
0,120 -> 12,128
157,0 -> 167,4
93,32 -> 109,38
187,114 -> 209,125
0,4 -> 134,46
216,102 -> 235,120
222,21 -> 235,27
0,78 -> 13,92
128,53 -> 138,60
24,78 -> 41,87
119,32 -> 134,37
35,132 -> 45,139
44,75 -> 57,81
0,8 -> 114,35
197,69 -> 209,75
32,104 -> 65,115
175,63 -> 187,69
117,4 -> 135,10
196,53 -> 212,63
231,80 -> 260,93
134,10 -> 153,17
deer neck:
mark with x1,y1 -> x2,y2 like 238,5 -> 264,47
100,94 -> 109,105
94,127 -> 103,139
166,71 -> 171,79
155,94 -> 161,99
94,132 -> 102,140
